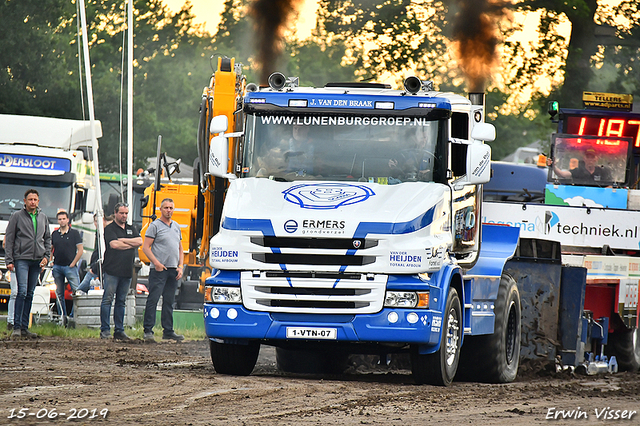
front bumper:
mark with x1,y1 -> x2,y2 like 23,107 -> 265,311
203,303 -> 441,346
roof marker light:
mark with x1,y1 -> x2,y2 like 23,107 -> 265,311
375,101 -> 394,110
289,99 -> 308,107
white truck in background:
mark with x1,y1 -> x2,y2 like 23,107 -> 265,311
0,114 -> 101,303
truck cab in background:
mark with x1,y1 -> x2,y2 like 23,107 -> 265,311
0,114 -> 100,305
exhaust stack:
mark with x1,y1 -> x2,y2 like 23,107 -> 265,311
469,92 -> 484,106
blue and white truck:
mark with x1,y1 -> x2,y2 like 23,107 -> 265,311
199,59 -> 522,385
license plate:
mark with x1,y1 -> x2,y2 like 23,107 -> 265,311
286,327 -> 337,340
0,288 -> 10,295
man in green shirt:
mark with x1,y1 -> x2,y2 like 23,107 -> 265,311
5,189 -> 51,339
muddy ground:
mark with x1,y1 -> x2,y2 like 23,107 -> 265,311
0,337 -> 639,426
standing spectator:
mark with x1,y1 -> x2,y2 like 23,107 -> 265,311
50,210 -> 83,323
142,198 -> 185,342
100,203 -> 141,341
76,214 -> 114,294
5,189 -> 51,339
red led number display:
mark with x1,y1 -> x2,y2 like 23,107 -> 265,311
565,115 -> 640,148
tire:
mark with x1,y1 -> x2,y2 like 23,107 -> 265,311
276,347 -> 349,375
411,287 -> 462,386
458,274 -> 521,383
607,328 -> 640,372
210,340 -> 260,376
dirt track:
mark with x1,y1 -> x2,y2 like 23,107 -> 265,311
0,337 -> 639,425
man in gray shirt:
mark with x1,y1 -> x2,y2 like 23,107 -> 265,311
141,198 -> 184,342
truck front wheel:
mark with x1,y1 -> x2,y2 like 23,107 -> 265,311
210,340 -> 260,376
607,328 -> 640,372
458,274 -> 521,383
410,287 -> 461,386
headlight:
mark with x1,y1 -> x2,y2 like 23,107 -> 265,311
384,291 -> 429,308
204,286 -> 242,304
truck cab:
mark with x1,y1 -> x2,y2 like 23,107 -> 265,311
200,66 -> 520,385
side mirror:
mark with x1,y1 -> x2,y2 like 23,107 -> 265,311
210,115 -> 228,134
453,143 -> 491,188
208,135 -> 235,180
82,212 -> 94,224
85,188 -> 96,213
470,122 -> 496,142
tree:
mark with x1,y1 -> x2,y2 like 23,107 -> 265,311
315,0 -> 640,157
0,0 -> 80,117
0,0 -> 216,173
212,0 -> 357,87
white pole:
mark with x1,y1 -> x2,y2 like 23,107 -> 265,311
127,0 -> 134,224
78,0 -> 105,258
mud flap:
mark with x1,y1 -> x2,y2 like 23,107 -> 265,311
503,238 -> 562,362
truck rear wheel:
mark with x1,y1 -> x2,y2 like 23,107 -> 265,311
458,274 -> 521,383
607,328 -> 640,372
410,287 -> 461,386
276,348 -> 349,374
210,340 -> 260,376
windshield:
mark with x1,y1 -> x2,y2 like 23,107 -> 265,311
550,135 -> 629,187
0,176 -> 72,221
241,114 -> 441,184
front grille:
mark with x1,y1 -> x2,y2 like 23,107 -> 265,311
251,236 -> 378,250
242,271 -> 387,314
253,253 -> 376,265
249,236 -> 379,267
255,286 -> 370,296
265,271 -> 363,280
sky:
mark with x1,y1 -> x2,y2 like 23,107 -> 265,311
163,0 -> 320,38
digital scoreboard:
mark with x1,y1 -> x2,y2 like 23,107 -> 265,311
560,109 -> 640,149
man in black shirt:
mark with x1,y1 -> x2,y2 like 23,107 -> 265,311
100,203 -> 142,341
50,211 -> 83,322
552,147 -> 612,184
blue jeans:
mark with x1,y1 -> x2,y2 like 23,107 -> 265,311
52,265 -> 80,317
77,270 -> 97,293
7,273 -> 17,326
143,269 -> 178,334
100,273 -> 131,334
13,259 -> 41,330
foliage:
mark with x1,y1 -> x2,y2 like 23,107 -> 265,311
0,0 -> 214,173
485,88 -> 556,160
212,0 -> 357,87
0,0 -> 80,117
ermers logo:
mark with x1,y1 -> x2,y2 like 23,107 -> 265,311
302,219 -> 346,235
284,220 -> 298,233
283,219 -> 346,235
283,183 -> 374,210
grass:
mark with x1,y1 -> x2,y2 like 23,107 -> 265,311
1,319 -> 206,341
